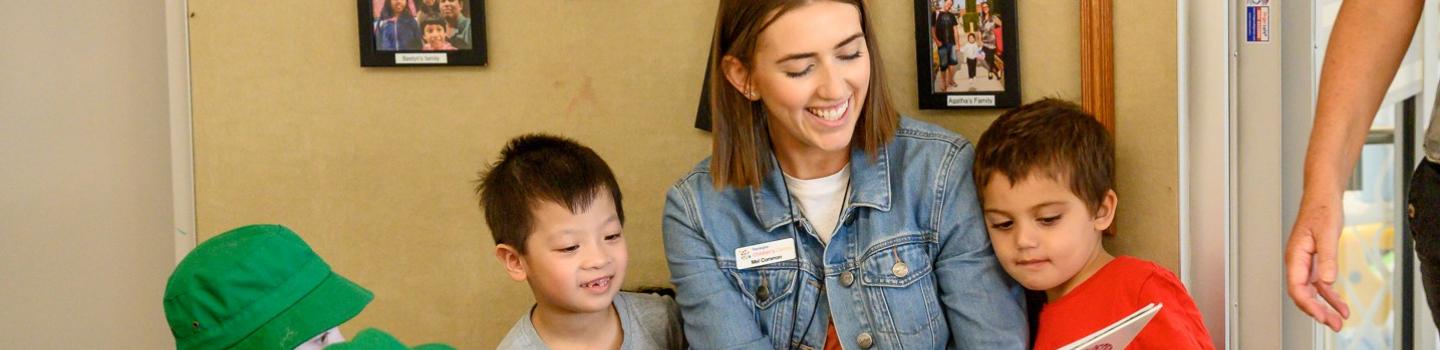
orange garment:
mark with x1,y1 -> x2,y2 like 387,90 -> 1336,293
824,321 -> 841,350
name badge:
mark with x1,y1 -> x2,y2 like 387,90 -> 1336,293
735,238 -> 797,270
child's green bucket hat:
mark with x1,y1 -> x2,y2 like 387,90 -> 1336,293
163,224 -> 373,350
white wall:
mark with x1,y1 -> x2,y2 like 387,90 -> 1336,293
1182,0 -> 1232,347
0,0 -> 176,348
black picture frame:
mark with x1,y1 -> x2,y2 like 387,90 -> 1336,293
358,0 -> 487,67
913,0 -> 1019,109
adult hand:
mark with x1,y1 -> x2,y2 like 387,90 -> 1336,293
1285,194 -> 1351,332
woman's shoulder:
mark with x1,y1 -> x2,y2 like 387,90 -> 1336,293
893,117 -> 973,150
670,157 -> 714,189
888,117 -> 976,165
667,157 -> 744,203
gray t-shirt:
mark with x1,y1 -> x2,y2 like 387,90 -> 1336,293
497,292 -> 685,350
1427,92 -> 1438,162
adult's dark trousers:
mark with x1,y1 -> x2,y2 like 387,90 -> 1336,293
983,47 -> 999,76
1411,158 -> 1440,330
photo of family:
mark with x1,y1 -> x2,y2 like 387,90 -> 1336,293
359,0 -> 485,66
371,0 -> 473,51
914,0 -> 1019,108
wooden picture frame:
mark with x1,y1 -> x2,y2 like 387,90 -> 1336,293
1080,0 -> 1115,133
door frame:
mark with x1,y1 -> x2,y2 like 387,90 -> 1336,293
168,0 -> 196,262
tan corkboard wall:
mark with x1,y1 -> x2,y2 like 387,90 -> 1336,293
189,1 -> 1175,347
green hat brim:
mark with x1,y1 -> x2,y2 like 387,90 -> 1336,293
228,273 -> 374,350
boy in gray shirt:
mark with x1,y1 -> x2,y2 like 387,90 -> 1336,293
499,292 -> 683,349
476,134 -> 685,349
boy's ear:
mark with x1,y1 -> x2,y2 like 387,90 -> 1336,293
495,244 -> 528,282
721,55 -> 758,101
1093,189 -> 1119,232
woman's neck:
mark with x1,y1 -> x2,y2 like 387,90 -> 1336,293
769,131 -> 850,180
531,303 -> 622,350
775,151 -> 848,180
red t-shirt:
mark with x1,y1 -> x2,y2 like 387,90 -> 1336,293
1033,256 -> 1215,350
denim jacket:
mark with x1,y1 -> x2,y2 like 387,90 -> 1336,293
664,118 -> 1027,349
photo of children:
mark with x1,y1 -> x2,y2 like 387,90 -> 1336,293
371,0 -> 471,51
914,0 -> 1017,108
360,0 -> 484,66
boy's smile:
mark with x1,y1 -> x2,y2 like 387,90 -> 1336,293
514,191 -> 627,314
579,275 -> 612,293
423,24 -> 448,47
980,172 -> 1116,300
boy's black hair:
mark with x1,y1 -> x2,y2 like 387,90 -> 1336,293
475,134 -> 624,254
419,18 -> 447,31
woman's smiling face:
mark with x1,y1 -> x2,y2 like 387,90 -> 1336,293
729,1 -> 871,158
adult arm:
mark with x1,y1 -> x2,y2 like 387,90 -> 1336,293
935,143 -> 1028,349
662,181 -> 771,349
1284,0 -> 1424,332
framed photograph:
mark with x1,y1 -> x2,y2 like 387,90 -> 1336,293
358,0 -> 486,67
913,0 -> 1019,109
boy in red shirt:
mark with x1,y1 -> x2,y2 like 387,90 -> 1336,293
973,99 -> 1215,349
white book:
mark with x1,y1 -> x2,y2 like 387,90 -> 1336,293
1057,303 -> 1163,350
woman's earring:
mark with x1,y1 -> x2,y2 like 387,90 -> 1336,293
746,90 -> 758,100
